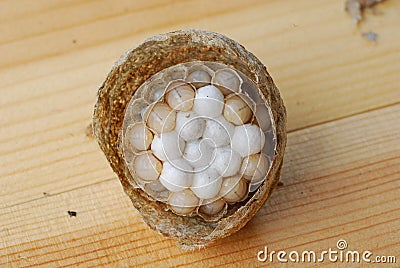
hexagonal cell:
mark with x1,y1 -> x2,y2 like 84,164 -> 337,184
211,68 -> 243,95
124,122 -> 154,153
130,151 -> 163,184
223,93 -> 256,126
144,180 -> 169,202
123,98 -> 149,129
262,130 -> 276,159
143,102 -> 177,134
162,65 -> 187,81
197,198 -> 228,222
119,60 -> 278,220
203,61 -> 225,72
167,189 -> 199,216
219,176 -> 249,204
143,78 -> 168,103
164,80 -> 196,111
248,154 -> 272,192
249,181 -> 263,193
185,63 -> 214,87
241,79 -> 263,104
254,103 -> 272,132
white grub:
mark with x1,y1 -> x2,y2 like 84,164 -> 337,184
212,68 -> 243,94
202,116 -> 235,148
191,168 -> 222,199
240,153 -> 269,184
165,80 -> 195,111
219,175 -> 248,204
125,98 -> 149,124
223,94 -> 253,125
122,62 -> 276,215
212,146 -> 242,177
185,64 -> 213,86
255,103 -> 272,132
151,131 -> 185,162
144,180 -> 169,202
192,85 -> 224,118
199,198 -> 226,216
143,78 -> 167,103
183,139 -> 215,169
125,122 -> 153,152
145,102 -> 176,134
231,124 -> 265,157
175,111 -> 205,141
168,189 -> 199,215
159,159 -> 193,192
132,152 -> 162,182
162,65 -> 187,81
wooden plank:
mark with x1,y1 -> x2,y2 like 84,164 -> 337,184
1,0 -> 400,208
1,0 -> 399,125
0,0 -> 170,45
1,104 -> 398,267
0,0 -> 263,68
0,1 -> 399,265
0,0 -> 83,23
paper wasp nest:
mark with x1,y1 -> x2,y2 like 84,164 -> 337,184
93,30 -> 287,249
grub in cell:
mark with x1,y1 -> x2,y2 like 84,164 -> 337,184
123,62 -> 271,219
93,30 -> 287,249
67,210 -> 77,217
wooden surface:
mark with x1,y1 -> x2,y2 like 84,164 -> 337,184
0,0 -> 399,267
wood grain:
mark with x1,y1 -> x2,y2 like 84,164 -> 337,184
1,0 -> 399,207
1,104 -> 399,267
0,0 -> 399,267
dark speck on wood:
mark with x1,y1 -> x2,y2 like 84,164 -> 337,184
68,211 -> 77,217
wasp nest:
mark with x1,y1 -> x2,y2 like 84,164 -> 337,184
93,30 -> 287,249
